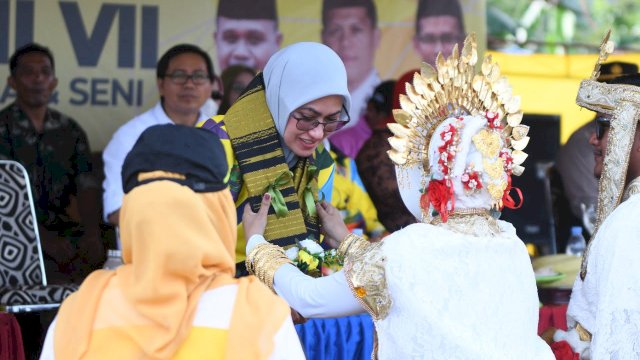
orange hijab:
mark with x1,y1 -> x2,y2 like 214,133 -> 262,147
53,175 -> 289,359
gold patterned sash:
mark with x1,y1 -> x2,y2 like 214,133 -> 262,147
223,76 -> 319,246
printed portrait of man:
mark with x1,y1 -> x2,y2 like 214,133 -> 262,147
214,0 -> 282,71
413,0 -> 466,66
321,0 -> 381,127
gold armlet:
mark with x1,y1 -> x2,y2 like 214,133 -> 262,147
338,233 -> 368,257
246,243 -> 292,292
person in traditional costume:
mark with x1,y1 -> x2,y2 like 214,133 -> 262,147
243,34 -> 554,359
198,42 -> 351,267
39,125 -> 304,359
545,33 -> 640,359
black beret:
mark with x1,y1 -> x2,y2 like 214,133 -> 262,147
122,124 -> 228,194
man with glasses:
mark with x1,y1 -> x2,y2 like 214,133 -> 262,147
102,44 -> 215,226
413,0 -> 466,66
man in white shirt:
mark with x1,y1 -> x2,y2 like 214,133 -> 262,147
102,44 -> 215,225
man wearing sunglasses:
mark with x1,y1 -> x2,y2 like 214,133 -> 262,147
102,44 -> 215,226
554,62 -> 638,245
590,115 -> 611,179
547,67 -> 640,358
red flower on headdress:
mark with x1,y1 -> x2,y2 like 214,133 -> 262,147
461,170 -> 483,191
423,179 -> 454,222
500,148 -> 514,175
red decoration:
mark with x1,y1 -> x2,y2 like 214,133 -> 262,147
550,341 -> 580,360
424,179 -> 454,222
486,111 -> 502,129
461,170 -> 483,191
500,148 -> 514,175
501,176 -> 523,210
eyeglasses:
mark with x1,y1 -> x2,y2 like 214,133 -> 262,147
164,71 -> 211,85
595,116 -> 611,140
291,105 -> 350,133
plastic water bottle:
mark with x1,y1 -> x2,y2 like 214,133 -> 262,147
102,249 -> 124,270
565,226 -> 586,256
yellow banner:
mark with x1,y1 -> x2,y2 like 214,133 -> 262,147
0,0 -> 485,150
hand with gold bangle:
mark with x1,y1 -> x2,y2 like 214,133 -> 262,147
246,242 -> 292,291
243,193 -> 293,291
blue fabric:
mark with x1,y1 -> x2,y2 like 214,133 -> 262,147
348,158 -> 366,192
295,314 -> 374,360
319,165 -> 335,202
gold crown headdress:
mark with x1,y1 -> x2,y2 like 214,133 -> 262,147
575,30 -> 640,279
387,33 -> 529,216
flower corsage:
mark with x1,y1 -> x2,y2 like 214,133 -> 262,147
285,239 -> 344,277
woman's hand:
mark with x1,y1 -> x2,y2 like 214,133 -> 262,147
242,193 -> 271,242
316,201 -> 349,249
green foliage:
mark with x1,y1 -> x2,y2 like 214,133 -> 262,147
488,0 -> 640,53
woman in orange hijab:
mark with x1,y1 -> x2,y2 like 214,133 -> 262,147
40,124 -> 304,359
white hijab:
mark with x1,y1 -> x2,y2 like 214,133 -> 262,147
263,42 -> 351,167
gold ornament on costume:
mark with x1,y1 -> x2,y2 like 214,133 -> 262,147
387,33 -> 528,209
473,129 -> 501,158
589,30 -> 614,81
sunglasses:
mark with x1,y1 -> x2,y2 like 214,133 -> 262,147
595,116 -> 611,140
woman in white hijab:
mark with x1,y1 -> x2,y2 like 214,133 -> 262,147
199,42 -> 351,269
243,34 -> 554,359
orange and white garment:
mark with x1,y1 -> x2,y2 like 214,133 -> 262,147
40,284 -> 303,359
40,177 -> 303,360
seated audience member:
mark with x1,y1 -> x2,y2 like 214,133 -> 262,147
0,43 -> 104,283
544,68 -> 640,358
40,124 -> 304,359
217,65 -> 257,115
356,77 -> 417,232
102,44 -> 215,226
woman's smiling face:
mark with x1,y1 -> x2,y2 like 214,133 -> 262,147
283,95 -> 344,157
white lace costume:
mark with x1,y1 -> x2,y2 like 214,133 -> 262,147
247,34 -> 553,359
553,34 -> 640,359
562,181 -> 640,360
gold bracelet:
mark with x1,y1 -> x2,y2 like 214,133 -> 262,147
246,243 -> 267,275
247,242 -> 292,292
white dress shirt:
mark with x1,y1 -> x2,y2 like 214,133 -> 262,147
102,101 -> 211,221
